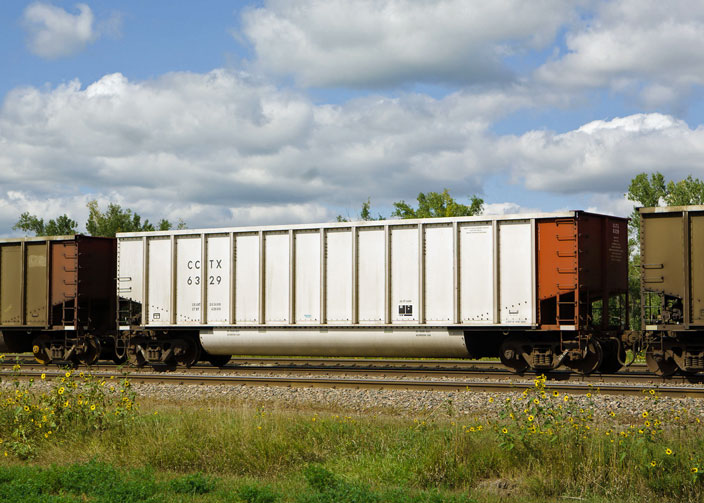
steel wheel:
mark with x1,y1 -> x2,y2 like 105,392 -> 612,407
205,354 -> 231,368
598,339 -> 625,374
175,338 -> 201,368
646,348 -> 678,377
82,338 -> 101,366
566,340 -> 603,375
32,335 -> 51,365
499,338 -> 529,373
127,344 -> 147,368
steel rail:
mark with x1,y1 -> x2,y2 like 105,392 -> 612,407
0,359 -> 698,386
5,369 -> 704,398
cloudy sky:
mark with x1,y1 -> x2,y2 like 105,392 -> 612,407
1,0 -> 704,234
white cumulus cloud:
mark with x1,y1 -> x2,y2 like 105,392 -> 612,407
499,113 -> 704,194
536,0 -> 704,107
240,0 -> 577,87
22,2 -> 120,59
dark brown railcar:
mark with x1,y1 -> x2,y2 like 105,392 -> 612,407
0,235 -> 117,364
640,205 -> 704,375
498,212 -> 629,373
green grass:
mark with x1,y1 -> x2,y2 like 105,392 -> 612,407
0,371 -> 702,502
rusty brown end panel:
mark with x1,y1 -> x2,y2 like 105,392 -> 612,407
75,236 -> 117,331
578,213 -> 628,294
537,218 -> 577,301
50,240 -> 78,326
537,213 -> 628,330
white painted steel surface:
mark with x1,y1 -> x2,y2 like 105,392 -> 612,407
264,233 -> 289,324
391,226 -> 419,323
117,238 -> 143,306
199,327 -> 470,357
325,229 -> 352,323
117,213 -> 569,349
459,223 -> 494,323
498,220 -> 533,324
294,231 -> 320,324
176,236 -> 201,323
424,225 -> 453,322
146,238 -> 171,325
357,228 -> 385,322
234,234 -> 259,324
206,235 -> 230,324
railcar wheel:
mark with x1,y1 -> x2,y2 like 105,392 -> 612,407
127,344 -> 147,368
174,338 -> 201,368
598,339 -> 625,374
32,335 -> 51,365
645,348 -> 678,377
499,338 -> 529,373
205,354 -> 231,368
82,338 -> 101,366
112,354 -> 127,365
566,340 -> 603,375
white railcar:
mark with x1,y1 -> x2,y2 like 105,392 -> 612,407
116,212 -> 571,360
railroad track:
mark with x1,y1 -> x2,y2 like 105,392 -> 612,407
3,368 -> 704,398
1,356 -> 703,398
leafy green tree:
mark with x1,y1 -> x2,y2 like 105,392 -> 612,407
338,190 -> 483,222
85,200 -> 186,237
85,200 -> 155,237
391,189 -> 483,219
336,198 -> 383,222
13,213 -> 78,236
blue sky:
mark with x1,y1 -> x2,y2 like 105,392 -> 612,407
1,0 -> 704,233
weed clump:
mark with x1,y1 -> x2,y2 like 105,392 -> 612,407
0,359 -> 137,459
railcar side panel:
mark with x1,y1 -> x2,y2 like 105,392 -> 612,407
0,245 -> 22,325
690,215 -> 704,324
357,227 -> 385,323
642,214 -> 684,299
175,236 -> 201,324
146,237 -> 171,325
205,234 -> 230,324
459,222 -> 494,324
424,224 -> 453,323
25,243 -> 47,326
499,220 -> 533,325
391,226 -> 419,323
294,230 -> 321,324
264,232 -> 289,324
234,233 -> 259,324
325,229 -> 352,323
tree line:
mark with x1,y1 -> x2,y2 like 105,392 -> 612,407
14,200 -> 186,238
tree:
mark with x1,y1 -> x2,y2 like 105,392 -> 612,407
391,189 -> 483,219
336,198 -> 383,222
627,172 -> 704,238
85,200 -> 186,237
338,190 -> 484,222
14,202 -> 187,238
13,213 -> 78,236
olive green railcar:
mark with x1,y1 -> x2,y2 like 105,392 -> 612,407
0,235 -> 117,365
640,205 -> 704,375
